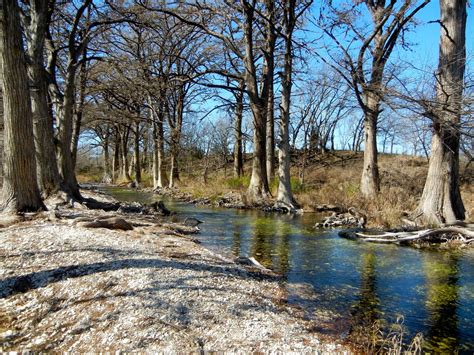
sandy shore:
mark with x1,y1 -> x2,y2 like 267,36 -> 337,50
0,191 -> 351,352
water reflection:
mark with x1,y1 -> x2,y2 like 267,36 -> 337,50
274,219 -> 290,276
231,223 -> 243,257
423,253 -> 460,352
100,186 -> 474,352
250,218 -> 275,269
351,250 -> 381,330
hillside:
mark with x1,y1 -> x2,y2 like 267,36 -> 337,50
78,151 -> 474,228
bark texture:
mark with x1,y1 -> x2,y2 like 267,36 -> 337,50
276,0 -> 299,210
0,0 -> 45,212
264,0 -> 276,182
233,84 -> 244,177
24,0 -> 61,197
120,126 -> 132,181
71,54 -> 87,169
415,0 -> 466,225
133,122 -> 141,184
242,1 -> 271,202
152,112 -> 167,188
102,133 -> 112,183
57,68 -> 81,199
360,93 -> 380,198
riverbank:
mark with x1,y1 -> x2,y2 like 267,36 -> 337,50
99,151 -> 473,228
0,190 -> 351,352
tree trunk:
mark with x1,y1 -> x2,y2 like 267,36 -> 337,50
276,0 -> 299,210
169,153 -> 177,188
0,0 -> 45,212
128,153 -> 135,179
57,67 -> 81,200
360,93 -> 380,198
168,142 -> 180,188
152,118 -> 167,188
248,105 -> 270,201
0,77 -> 3,186
133,122 -> 141,184
71,53 -> 87,169
242,1 -> 270,202
120,126 -> 131,181
112,129 -> 120,182
233,83 -> 244,177
266,78 -> 275,183
264,0 -> 276,183
102,133 -> 112,183
149,99 -> 167,189
167,86 -> 183,188
142,128 -> 149,172
24,0 -> 61,198
415,0 -> 466,225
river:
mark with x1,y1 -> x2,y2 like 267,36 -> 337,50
101,186 -> 474,352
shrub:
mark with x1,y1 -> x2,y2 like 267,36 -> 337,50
226,175 -> 250,189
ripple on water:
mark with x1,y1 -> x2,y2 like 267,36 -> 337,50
102,187 -> 474,352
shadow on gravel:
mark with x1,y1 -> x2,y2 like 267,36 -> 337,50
0,256 -> 281,299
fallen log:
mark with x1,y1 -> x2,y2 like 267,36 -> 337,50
77,217 -> 133,231
340,226 -> 474,245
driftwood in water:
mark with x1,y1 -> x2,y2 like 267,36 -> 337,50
339,226 -> 474,245
161,223 -> 200,235
315,207 -> 366,228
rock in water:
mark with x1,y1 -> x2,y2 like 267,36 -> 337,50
184,217 -> 203,227
149,201 -> 171,216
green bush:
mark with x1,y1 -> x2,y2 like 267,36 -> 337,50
290,177 -> 306,193
270,176 -> 306,194
226,175 -> 250,189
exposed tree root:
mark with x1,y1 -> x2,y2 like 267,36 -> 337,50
76,217 -> 134,230
271,200 -> 302,214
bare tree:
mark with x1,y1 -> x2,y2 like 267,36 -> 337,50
275,0 -> 312,210
142,0 -> 275,201
320,0 -> 430,198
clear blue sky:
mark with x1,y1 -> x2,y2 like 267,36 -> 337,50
401,1 -> 473,66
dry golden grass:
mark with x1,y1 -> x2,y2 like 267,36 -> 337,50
176,151 -> 473,228
76,151 -> 473,228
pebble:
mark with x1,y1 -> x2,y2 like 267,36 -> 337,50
0,190 -> 349,352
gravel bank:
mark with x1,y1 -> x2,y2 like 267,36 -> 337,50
0,195 -> 351,352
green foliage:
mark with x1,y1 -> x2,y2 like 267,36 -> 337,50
270,176 -> 306,194
343,182 -> 359,197
139,171 -> 153,187
226,175 -> 250,189
290,177 -> 306,193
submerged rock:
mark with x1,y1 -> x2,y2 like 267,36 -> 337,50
184,217 -> 203,227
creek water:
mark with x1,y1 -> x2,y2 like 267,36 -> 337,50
101,186 -> 474,352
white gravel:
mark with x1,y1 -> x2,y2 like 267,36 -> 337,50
0,207 -> 351,352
